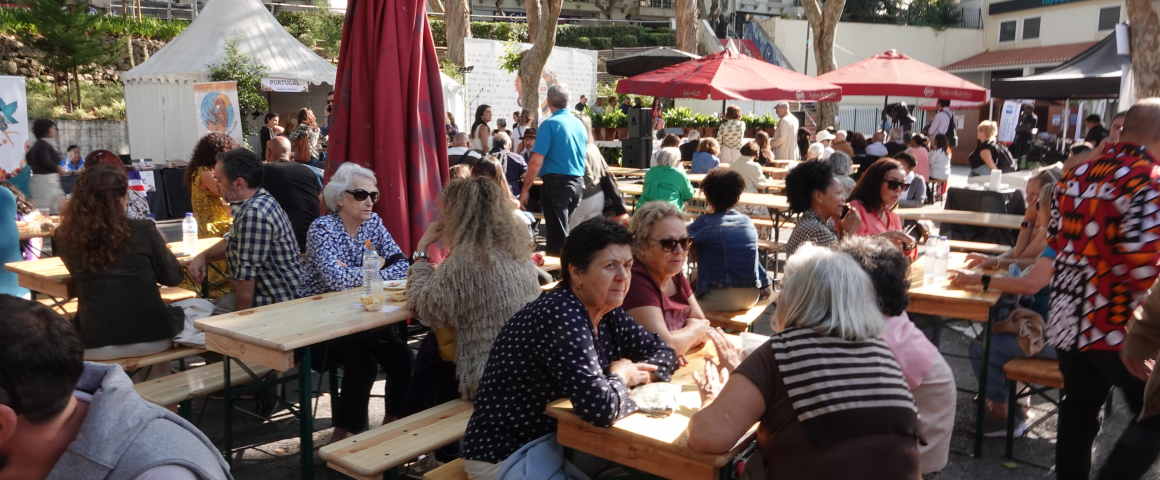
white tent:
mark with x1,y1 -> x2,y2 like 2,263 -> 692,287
441,73 -> 465,134
122,0 -> 337,162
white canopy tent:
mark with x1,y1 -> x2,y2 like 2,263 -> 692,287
441,73 -> 465,135
122,0 -> 337,162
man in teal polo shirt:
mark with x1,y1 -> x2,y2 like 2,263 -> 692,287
519,83 -> 588,256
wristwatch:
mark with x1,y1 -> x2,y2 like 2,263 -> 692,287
1020,221 -> 1033,228
981,274 -> 992,291
412,251 -> 429,262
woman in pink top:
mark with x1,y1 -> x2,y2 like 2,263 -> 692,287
906,133 -> 931,181
844,158 -> 915,247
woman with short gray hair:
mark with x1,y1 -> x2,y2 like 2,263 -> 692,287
300,162 -> 414,442
639,147 -> 694,210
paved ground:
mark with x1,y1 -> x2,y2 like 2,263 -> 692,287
168,165 -> 1160,479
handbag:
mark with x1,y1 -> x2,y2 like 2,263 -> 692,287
293,134 -> 312,164
599,173 -> 627,216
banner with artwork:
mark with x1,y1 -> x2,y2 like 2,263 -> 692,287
192,81 -> 243,145
0,76 -> 28,176
463,39 -> 597,128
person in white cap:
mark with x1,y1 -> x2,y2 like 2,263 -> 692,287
770,102 -> 800,161
815,130 -> 836,160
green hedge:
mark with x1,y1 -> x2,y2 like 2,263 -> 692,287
591,37 -> 613,50
427,20 -> 675,50
574,37 -> 591,49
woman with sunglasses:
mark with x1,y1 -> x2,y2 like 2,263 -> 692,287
845,158 -> 916,247
300,162 -> 413,444
623,201 -> 711,359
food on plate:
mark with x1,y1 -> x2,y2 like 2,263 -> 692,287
383,279 -> 407,290
360,294 -> 386,311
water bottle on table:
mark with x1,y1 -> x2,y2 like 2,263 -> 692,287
934,236 -> 949,285
362,239 -> 381,297
182,213 -> 198,257
923,237 -> 938,286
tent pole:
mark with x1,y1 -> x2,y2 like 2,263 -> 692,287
882,95 -> 889,132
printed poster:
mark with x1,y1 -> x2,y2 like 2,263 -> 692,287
463,39 -> 598,129
998,100 -> 1021,144
0,76 -> 29,176
193,81 -> 243,146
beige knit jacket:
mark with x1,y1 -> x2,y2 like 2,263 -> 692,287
405,246 -> 542,400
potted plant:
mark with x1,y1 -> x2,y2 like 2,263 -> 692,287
604,109 -> 628,140
762,112 -> 779,136
589,112 -> 604,141
743,114 -> 759,137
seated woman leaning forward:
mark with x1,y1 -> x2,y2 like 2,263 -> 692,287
623,200 -> 711,359
686,244 -> 922,480
460,219 -> 677,480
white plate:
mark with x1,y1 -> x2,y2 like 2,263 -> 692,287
383,280 -> 408,290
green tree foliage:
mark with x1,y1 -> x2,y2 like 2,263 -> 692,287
427,19 -> 674,50
207,35 -> 268,139
13,0 -> 124,112
0,7 -> 187,40
905,0 -> 964,30
841,0 -> 905,24
274,1 -> 343,63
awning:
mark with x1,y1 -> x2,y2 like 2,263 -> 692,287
814,50 -> 987,102
615,50 -> 842,102
919,99 -> 984,111
943,42 -> 1097,72
990,34 -> 1123,100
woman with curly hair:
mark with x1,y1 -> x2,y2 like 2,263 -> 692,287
185,132 -> 238,238
783,161 -> 854,257
399,177 -> 542,454
85,149 -> 149,219
55,166 -> 185,364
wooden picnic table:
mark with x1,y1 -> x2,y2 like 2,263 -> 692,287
546,335 -> 755,480
618,182 -> 790,211
608,166 -> 647,177
4,237 -> 223,300
895,208 -> 1023,230
760,166 -> 788,179
194,287 -> 416,480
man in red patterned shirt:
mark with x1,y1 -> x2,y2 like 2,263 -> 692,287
1047,99 -> 1160,480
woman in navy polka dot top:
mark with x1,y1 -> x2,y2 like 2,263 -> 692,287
461,219 -> 678,474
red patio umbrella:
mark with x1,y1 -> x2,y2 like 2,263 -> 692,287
327,0 -> 448,255
615,49 -> 842,102
815,50 -> 987,102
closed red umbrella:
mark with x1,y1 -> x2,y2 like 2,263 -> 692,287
615,49 -> 842,101
326,0 -> 448,255
815,50 -> 988,102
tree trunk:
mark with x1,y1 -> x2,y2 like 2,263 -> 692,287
427,0 -> 444,14
121,0 -> 127,18
676,0 -> 697,54
64,72 -> 73,113
52,72 -> 60,107
518,0 -> 563,125
494,0 -> 504,16
594,0 -> 618,19
135,0 -> 141,19
801,0 -> 844,128
74,65 -> 82,109
1127,0 -> 1160,97
446,0 -> 470,66
526,0 -> 541,45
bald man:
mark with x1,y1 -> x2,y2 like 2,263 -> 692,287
1047,98 -> 1160,480
263,137 -> 321,252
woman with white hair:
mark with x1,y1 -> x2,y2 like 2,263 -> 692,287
300,162 -> 413,443
639,147 -> 694,210
806,142 -> 825,161
686,244 -> 921,479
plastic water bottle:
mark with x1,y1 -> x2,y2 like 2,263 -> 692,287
923,237 -> 938,286
934,236 -> 950,285
362,239 -> 381,297
182,213 -> 198,256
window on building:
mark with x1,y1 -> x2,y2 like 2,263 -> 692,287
1023,17 -> 1040,39
999,20 -> 1017,42
1099,6 -> 1120,31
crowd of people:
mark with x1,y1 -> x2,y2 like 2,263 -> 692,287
3,82 -> 1160,480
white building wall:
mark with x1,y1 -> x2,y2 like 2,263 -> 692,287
983,0 -> 1122,50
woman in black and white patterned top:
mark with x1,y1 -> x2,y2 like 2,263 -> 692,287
782,161 -> 859,257
717,105 -> 747,164
461,219 -> 677,478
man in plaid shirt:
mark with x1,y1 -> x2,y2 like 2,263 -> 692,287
190,148 -> 303,311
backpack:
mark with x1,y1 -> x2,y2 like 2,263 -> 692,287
994,143 -> 1018,173
293,134 -> 312,164
939,110 -> 958,148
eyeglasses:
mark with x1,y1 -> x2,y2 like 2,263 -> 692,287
883,180 -> 910,192
345,189 -> 379,203
0,364 -> 22,415
651,237 -> 693,252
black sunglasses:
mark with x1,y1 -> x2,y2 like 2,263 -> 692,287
345,189 -> 379,203
652,237 -> 693,252
883,180 -> 910,192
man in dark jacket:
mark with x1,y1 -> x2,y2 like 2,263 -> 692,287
679,130 -> 701,162
1083,114 -> 1109,145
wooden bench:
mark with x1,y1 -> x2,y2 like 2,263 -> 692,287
96,345 -> 208,372
320,400 -> 475,480
423,458 -> 466,480
704,297 -> 776,332
946,240 -> 1009,256
1002,358 -> 1062,464
133,360 -> 272,408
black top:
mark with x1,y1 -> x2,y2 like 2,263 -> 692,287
462,287 -> 677,464
57,219 -> 185,349
259,127 -> 276,160
262,161 -> 322,253
885,141 -> 907,156
1084,124 -> 1108,145
969,140 -> 1001,170
679,141 -> 698,162
26,139 -> 60,174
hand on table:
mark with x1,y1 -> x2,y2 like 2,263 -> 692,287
1122,352 -> 1155,381
949,270 -> 982,288
609,359 -> 657,388
707,327 -> 742,373
964,253 -> 998,269
188,253 -> 207,284
693,359 -> 729,407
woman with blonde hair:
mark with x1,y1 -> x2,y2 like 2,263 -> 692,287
717,105 -> 746,164
288,107 -> 322,167
968,120 -> 1001,176
400,177 -> 543,454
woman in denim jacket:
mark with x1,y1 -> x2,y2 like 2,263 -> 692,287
686,169 -> 774,312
